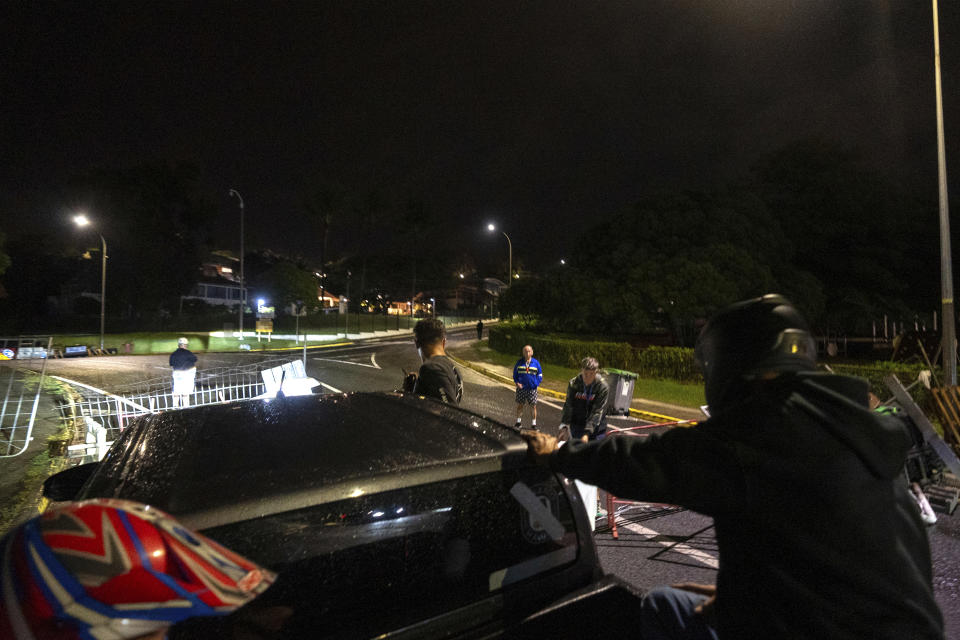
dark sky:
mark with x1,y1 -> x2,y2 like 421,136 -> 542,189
2,1 -> 959,267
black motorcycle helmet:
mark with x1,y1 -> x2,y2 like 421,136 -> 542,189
695,294 -> 816,412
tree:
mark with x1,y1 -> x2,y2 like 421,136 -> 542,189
66,162 -> 214,318
0,234 -> 74,331
253,262 -> 319,311
754,138 -> 936,333
302,182 -> 347,309
0,229 -> 10,279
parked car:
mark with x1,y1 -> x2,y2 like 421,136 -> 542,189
44,392 -> 646,638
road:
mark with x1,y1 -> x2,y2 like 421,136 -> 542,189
22,327 -> 960,636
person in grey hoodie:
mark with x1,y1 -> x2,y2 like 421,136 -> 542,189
523,295 -> 943,639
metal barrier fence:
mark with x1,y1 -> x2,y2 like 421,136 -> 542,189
0,337 -> 53,458
58,356 -> 306,462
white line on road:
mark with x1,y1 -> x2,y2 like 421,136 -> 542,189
617,520 -> 718,569
370,353 -> 379,369
318,382 -> 343,393
312,357 -> 381,369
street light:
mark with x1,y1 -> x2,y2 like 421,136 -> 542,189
72,214 -> 107,351
228,189 -> 245,341
486,223 -> 512,286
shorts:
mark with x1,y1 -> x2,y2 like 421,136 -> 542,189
172,368 -> 196,396
516,387 -> 538,405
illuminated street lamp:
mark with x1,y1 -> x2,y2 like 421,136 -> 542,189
486,223 -> 512,286
72,214 -> 107,351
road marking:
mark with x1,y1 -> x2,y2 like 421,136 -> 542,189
312,356 -> 381,369
617,520 -> 718,569
370,353 -> 379,369
318,381 -> 343,393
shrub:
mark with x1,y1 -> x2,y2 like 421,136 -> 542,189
490,324 -> 698,380
635,346 -> 701,383
490,324 -> 633,369
828,362 -> 934,410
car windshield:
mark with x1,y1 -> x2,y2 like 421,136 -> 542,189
194,465 -> 579,638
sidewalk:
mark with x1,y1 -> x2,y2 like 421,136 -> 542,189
448,350 -> 703,423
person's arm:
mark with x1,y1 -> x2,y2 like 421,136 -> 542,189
513,360 -> 522,388
535,359 -> 543,387
188,351 -> 198,367
169,352 -> 175,367
524,426 -> 743,515
560,379 -> 575,425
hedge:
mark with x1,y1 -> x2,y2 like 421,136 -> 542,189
489,324 -> 938,408
828,362 -> 934,410
489,324 -> 699,382
489,324 -> 633,369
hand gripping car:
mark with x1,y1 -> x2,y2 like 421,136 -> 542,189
0,498 -> 274,639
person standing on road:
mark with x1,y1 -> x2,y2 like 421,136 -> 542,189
558,357 -> 608,442
513,344 -> 543,429
523,295 -> 944,639
169,337 -> 198,408
476,319 -> 484,341
403,318 -> 463,404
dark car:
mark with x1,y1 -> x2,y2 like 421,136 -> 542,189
44,392 -> 645,638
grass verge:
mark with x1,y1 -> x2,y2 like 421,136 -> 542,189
0,374 -> 76,536
0,452 -> 65,536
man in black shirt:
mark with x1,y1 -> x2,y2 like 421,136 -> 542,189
404,318 -> 462,404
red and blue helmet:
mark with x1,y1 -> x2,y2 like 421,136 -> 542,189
0,498 -> 274,639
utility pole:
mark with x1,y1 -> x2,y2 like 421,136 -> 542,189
933,0 -> 956,384
228,189 -> 245,340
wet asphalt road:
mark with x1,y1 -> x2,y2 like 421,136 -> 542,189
23,327 -> 960,636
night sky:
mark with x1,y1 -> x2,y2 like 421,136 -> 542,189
3,1 -> 959,267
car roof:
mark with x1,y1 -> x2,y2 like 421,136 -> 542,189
86,392 -> 529,530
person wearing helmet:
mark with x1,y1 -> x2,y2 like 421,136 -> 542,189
523,295 -> 943,639
169,337 -> 198,408
0,498 -> 274,639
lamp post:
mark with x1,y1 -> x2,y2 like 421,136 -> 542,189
228,189 -> 245,341
932,0 -> 956,384
345,270 -> 351,336
72,214 -> 107,351
486,223 -> 512,285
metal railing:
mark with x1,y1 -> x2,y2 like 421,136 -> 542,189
0,337 -> 53,458
58,357 -> 307,462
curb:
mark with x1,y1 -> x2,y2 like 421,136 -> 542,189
448,355 -> 687,425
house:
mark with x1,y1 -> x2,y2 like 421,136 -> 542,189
180,252 -> 246,310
